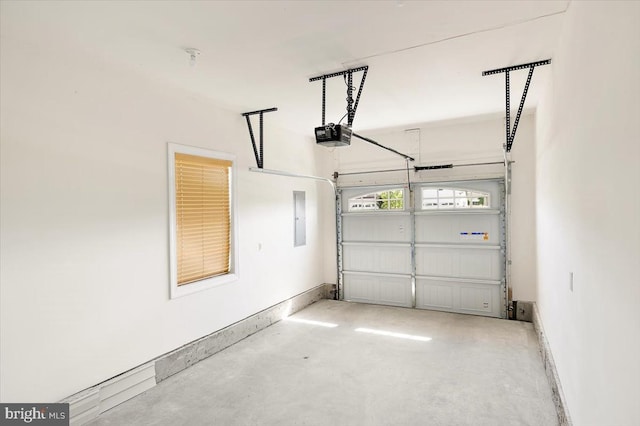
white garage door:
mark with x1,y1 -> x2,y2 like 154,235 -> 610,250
339,180 -> 505,318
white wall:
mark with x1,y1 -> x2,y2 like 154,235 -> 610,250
535,2 -> 640,425
0,15 -> 334,402
335,115 -> 505,187
334,113 -> 537,301
509,116 -> 537,302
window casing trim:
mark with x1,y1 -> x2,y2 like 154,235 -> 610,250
418,186 -> 491,210
346,188 -> 406,212
168,143 -> 239,299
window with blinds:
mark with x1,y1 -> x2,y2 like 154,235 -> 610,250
174,153 -> 232,285
168,143 -> 237,298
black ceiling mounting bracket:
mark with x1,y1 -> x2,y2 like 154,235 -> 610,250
309,66 -> 413,162
309,65 -> 368,127
242,107 -> 277,169
483,59 -> 551,152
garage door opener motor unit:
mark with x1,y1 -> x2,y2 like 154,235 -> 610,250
315,123 -> 352,147
310,66 -> 414,161
310,66 -> 366,147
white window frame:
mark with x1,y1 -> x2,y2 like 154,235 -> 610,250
168,142 -> 239,299
347,188 -> 406,212
418,187 -> 491,210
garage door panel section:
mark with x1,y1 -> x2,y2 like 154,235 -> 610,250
342,214 -> 411,243
415,245 -> 502,281
340,187 -> 412,307
344,272 -> 412,308
415,211 -> 500,245
343,242 -> 411,274
416,277 -> 501,316
416,282 -> 454,310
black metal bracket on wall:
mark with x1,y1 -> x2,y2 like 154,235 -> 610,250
483,59 -> 551,152
242,107 -> 277,169
309,66 -> 368,127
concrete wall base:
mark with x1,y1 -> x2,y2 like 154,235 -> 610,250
532,302 -> 573,426
154,284 -> 329,382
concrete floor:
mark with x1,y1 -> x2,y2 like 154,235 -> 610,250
90,300 -> 558,426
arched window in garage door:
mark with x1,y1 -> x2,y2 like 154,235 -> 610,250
348,188 -> 405,212
420,187 -> 490,210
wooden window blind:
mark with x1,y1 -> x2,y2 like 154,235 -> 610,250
174,153 -> 232,286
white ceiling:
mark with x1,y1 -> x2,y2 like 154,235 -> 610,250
1,0 -> 569,134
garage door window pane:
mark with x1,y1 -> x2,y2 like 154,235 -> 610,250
349,189 -> 404,212
420,187 -> 490,210
438,189 -> 454,198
